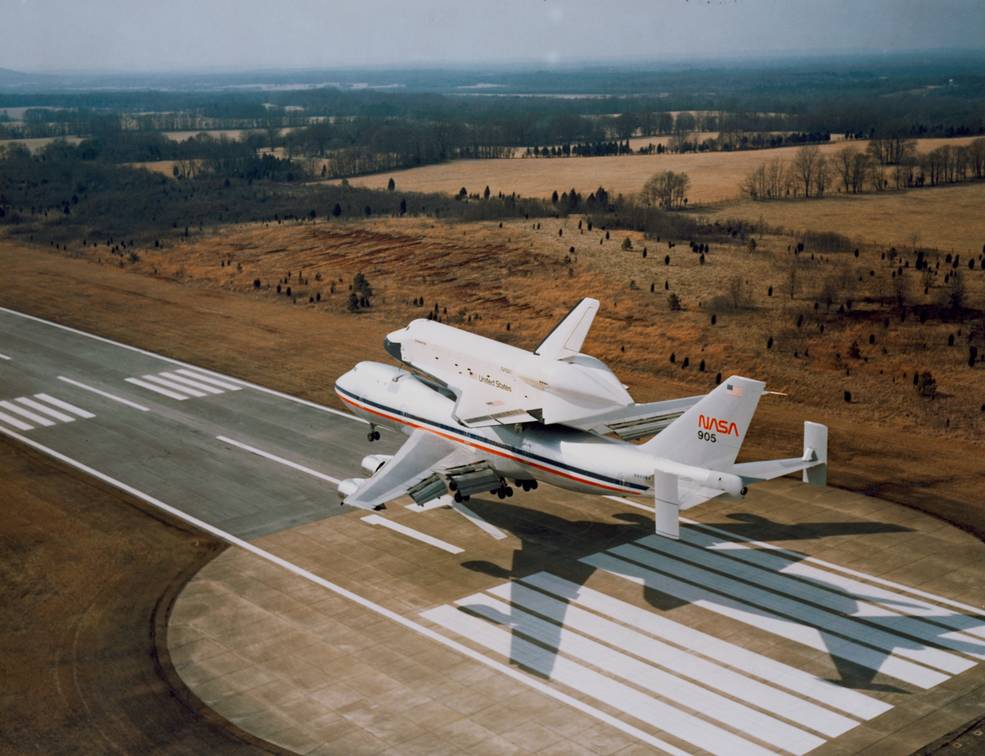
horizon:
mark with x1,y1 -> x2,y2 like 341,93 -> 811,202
4,0 -> 984,75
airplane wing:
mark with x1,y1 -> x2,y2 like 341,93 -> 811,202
343,429 -> 477,510
567,395 -> 703,439
534,298 -> 599,360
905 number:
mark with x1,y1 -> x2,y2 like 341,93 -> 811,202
697,430 -> 717,443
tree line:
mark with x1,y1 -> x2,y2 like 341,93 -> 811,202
742,138 -> 985,200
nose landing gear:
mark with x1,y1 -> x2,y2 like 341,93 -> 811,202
366,423 -> 381,442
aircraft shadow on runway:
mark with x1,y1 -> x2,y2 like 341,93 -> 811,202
448,497 -> 981,693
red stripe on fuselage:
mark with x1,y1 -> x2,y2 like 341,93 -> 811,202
337,391 -> 637,494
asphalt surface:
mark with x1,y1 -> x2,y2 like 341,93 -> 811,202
0,307 -> 403,540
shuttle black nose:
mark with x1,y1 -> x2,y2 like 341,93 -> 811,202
384,337 -> 403,361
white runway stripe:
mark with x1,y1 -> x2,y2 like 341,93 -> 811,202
523,571 -> 890,720
159,371 -> 224,394
141,374 -> 206,397
362,515 -> 464,554
0,409 -> 33,431
585,551 -> 948,689
15,397 -> 75,423
0,352 -> 10,360
0,400 -> 55,427
450,499 -> 508,540
490,581 -> 857,737
424,604 -> 770,756
405,495 -> 453,512
462,592 -> 825,753
673,529 -> 985,660
34,393 -> 97,418
175,368 -> 242,391
686,519 -> 985,640
57,378 -> 149,412
215,435 -> 340,484
632,539 -> 973,676
125,377 -> 189,400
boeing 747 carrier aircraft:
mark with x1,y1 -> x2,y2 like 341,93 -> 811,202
335,299 -> 827,538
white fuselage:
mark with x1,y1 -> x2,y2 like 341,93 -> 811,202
335,361 -> 653,496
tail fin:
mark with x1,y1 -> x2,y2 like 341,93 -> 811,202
642,376 -> 765,470
534,298 -> 599,360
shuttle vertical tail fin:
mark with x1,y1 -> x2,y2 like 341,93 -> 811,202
534,298 -> 599,360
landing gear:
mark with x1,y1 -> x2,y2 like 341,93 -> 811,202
453,491 -> 471,503
495,485 -> 514,499
366,423 -> 381,442
515,479 -> 538,492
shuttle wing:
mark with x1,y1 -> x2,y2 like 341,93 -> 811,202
343,430 -> 475,510
567,395 -> 703,439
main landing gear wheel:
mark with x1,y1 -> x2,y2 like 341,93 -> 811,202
495,485 -> 514,499
515,479 -> 538,492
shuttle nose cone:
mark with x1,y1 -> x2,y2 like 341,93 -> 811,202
384,336 -> 402,361
384,328 -> 405,361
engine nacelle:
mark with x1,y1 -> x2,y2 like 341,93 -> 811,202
361,454 -> 392,474
653,459 -> 746,497
337,477 -> 365,498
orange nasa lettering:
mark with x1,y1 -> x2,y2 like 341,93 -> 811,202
698,414 -> 740,437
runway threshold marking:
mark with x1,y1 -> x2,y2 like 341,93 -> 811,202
606,494 -> 985,636
520,571 -> 890,720
1,306 -> 371,426
0,400 -> 55,427
33,394 -> 95,419
0,427 -> 685,756
456,592 -> 825,754
361,514 -> 465,554
681,514 -> 985,626
215,435 -> 341,484
57,377 -> 150,412
488,580 -> 862,734
0,409 -> 33,431
588,549 -> 948,689
126,377 -> 189,401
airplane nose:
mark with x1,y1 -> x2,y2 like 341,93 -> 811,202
384,336 -> 403,361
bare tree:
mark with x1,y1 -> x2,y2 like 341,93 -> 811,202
640,171 -> 691,209
791,145 -> 822,198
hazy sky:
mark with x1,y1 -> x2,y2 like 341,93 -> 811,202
4,0 -> 984,73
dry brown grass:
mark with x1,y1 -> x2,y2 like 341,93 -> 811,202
341,137 -> 980,204
707,183 -> 985,256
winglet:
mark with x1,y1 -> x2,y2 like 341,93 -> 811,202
534,298 -> 599,360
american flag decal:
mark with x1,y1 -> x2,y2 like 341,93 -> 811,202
726,383 -> 744,397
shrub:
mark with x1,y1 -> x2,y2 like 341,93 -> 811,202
668,293 -> 682,311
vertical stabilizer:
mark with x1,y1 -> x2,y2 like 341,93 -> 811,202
642,376 -> 765,470
534,298 -> 599,360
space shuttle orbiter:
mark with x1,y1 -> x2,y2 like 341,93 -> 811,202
384,298 -> 701,437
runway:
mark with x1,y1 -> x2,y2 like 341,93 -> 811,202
2,305 -> 984,755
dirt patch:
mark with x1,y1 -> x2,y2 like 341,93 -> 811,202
0,438 -> 272,754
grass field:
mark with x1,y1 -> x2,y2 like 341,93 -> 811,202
342,137 -> 980,204
707,182 -> 985,255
